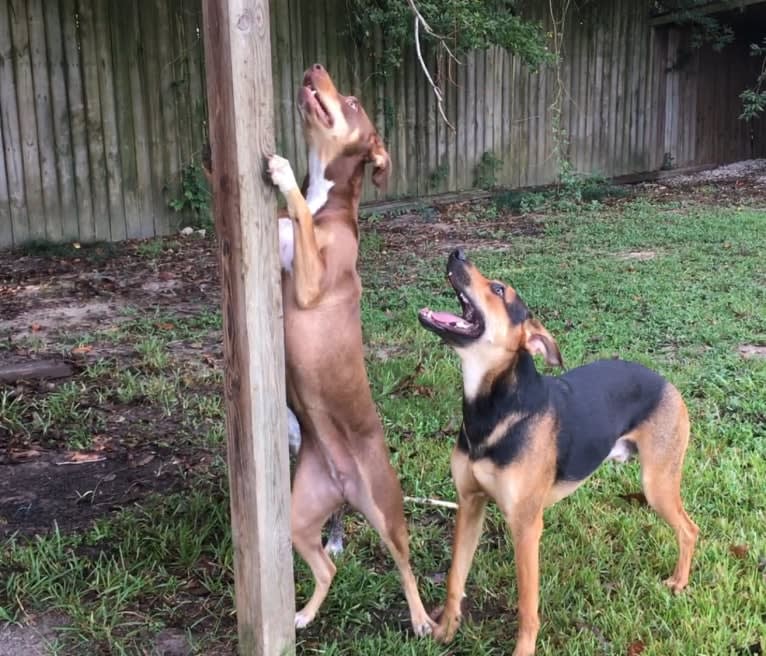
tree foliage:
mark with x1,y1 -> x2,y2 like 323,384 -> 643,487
346,0 -> 553,77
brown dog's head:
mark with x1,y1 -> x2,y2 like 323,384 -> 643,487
419,249 -> 562,374
297,64 -> 390,189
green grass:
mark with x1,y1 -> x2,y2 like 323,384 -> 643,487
1,195 -> 765,654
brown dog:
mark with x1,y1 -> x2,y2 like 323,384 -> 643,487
267,64 -> 434,635
419,249 -> 698,655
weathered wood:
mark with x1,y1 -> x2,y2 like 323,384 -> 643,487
201,1 -> 295,654
11,0 -> 45,241
94,0 -> 125,242
105,0 -> 138,241
27,0 -> 62,242
124,1 -> 155,238
0,2 -> 28,246
78,0 -> 111,241
43,0 -> 78,242
61,0 -> 95,243
156,0 -> 180,235
2,0 -> 766,249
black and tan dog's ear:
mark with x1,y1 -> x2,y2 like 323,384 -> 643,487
523,318 -> 563,368
370,134 -> 391,189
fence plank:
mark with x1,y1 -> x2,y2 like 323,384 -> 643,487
94,0 -> 125,242
77,0 -> 111,241
0,1 -> 29,245
43,0 -> 78,241
110,0 -> 141,239
10,0 -> 45,240
27,0 -> 62,241
0,96 -> 11,247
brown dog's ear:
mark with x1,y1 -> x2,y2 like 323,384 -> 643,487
370,134 -> 391,189
523,318 -> 563,368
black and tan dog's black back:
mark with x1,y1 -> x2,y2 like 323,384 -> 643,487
419,249 -> 698,656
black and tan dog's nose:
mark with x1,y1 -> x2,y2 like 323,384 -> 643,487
450,248 -> 467,262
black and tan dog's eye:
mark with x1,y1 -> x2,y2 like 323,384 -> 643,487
490,282 -> 505,297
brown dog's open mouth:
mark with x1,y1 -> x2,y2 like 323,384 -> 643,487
418,277 -> 484,339
299,81 -> 333,129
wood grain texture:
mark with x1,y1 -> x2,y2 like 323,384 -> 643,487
201,1 -> 295,654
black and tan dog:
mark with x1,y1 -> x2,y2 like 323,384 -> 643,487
418,249 -> 698,655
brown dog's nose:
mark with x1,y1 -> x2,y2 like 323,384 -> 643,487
451,248 -> 467,262
312,63 -> 324,72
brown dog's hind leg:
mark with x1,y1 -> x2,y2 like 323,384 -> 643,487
637,388 -> 699,593
292,448 -> 344,628
346,456 -> 435,637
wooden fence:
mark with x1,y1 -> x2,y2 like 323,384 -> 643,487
1,0 -> 765,248
0,0 -> 206,248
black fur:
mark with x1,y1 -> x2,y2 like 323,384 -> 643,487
506,295 -> 530,325
460,353 -> 667,482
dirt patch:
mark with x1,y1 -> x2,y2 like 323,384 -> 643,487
0,613 -> 69,656
738,344 -> 766,360
0,449 -> 188,537
0,300 -> 122,343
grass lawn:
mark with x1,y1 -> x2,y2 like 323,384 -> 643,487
1,188 -> 765,655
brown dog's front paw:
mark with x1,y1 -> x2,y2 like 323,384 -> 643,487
432,610 -> 461,643
267,154 -> 298,194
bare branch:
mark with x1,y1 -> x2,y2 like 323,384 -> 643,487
406,0 -> 459,131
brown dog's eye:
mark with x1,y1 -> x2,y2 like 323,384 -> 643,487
346,97 -> 358,111
490,283 -> 504,297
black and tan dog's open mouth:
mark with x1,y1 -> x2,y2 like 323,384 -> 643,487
418,273 -> 484,338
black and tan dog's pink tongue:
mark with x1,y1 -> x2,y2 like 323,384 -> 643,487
430,311 -> 462,324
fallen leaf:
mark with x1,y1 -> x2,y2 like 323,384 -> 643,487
627,640 -> 646,656
100,473 -> 117,483
71,344 -> 93,355
30,323 -> 42,332
618,492 -> 648,506
129,453 -> 156,468
10,449 -> 41,461
155,322 -> 175,331
730,544 -> 749,559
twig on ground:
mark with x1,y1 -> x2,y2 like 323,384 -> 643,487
404,495 -> 458,510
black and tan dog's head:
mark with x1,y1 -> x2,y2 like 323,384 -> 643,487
419,249 -> 562,386
297,63 -> 390,189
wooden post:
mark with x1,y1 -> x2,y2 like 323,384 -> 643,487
201,2 -> 295,655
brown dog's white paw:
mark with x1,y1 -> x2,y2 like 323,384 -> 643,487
268,154 -> 298,194
294,609 -> 314,629
411,612 -> 436,637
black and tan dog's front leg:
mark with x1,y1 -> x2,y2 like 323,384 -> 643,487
268,155 -> 326,308
433,450 -> 489,643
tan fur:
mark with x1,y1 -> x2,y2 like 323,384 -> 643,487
433,261 -> 698,653
275,65 -> 432,635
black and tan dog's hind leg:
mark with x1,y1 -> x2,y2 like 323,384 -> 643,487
631,384 -> 699,592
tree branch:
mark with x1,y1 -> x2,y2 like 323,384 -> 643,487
407,0 -> 458,131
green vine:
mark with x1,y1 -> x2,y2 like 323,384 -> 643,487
741,38 -> 766,121
169,163 -> 212,230
345,0 -> 553,77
